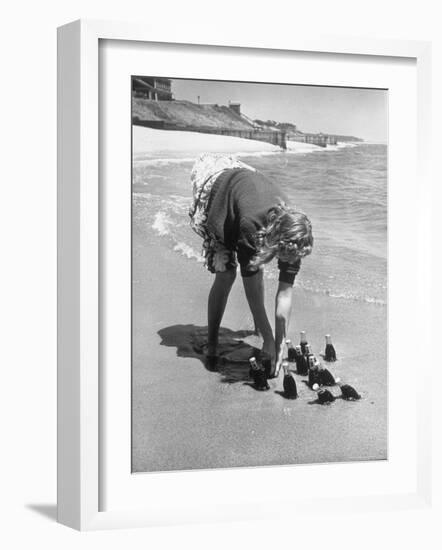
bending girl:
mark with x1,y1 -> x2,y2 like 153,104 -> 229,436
189,153 -> 313,377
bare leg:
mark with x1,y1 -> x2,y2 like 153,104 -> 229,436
242,269 -> 275,361
207,269 -> 237,355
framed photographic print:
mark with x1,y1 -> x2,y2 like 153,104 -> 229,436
131,77 -> 388,473
57,19 -> 432,530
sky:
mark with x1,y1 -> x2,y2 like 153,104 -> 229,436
170,78 -> 388,142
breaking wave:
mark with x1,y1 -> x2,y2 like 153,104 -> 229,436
133,143 -> 387,308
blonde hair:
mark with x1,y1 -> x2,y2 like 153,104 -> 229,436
249,204 -> 313,269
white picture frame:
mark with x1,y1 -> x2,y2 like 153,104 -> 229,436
57,19 -> 432,531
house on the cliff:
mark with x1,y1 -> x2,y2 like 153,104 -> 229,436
131,78 -> 287,149
132,77 -> 173,101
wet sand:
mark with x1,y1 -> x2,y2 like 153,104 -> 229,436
132,228 -> 387,473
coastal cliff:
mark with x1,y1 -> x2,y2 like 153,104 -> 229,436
132,98 -> 287,149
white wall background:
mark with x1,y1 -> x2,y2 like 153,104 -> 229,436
0,1 -> 440,547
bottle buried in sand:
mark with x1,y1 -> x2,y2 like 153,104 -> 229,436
295,345 -> 308,375
308,356 -> 339,387
324,334 -> 337,362
338,383 -> 361,401
318,364 -> 337,387
317,388 -> 335,404
286,339 -> 296,363
282,361 -> 298,399
300,331 -> 308,355
249,357 -> 270,391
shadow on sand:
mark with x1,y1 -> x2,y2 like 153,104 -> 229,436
25,504 -> 57,522
157,324 -> 260,383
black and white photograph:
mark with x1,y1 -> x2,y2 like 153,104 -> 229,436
131,76 -> 388,473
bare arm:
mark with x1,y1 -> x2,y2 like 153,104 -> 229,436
275,281 -> 293,372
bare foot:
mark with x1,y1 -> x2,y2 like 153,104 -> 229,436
205,354 -> 219,372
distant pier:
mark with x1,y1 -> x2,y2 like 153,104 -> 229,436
288,132 -> 337,147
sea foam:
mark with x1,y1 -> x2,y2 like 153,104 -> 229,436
152,211 -> 172,236
173,242 -> 204,262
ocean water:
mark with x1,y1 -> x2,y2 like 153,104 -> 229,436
133,143 -> 387,306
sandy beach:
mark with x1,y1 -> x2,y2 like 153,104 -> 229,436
132,127 -> 387,472
132,125 -> 325,158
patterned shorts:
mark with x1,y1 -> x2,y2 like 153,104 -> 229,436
189,153 -> 256,273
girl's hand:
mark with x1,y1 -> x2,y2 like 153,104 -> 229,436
273,345 -> 285,378
263,337 -> 284,378
274,357 -> 284,378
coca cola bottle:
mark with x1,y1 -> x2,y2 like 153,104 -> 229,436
338,383 -> 361,400
282,361 -> 298,399
286,339 -> 296,362
249,357 -> 269,391
317,388 -> 335,404
308,356 -> 320,388
295,345 -> 308,375
324,334 -> 337,362
300,331 -> 308,355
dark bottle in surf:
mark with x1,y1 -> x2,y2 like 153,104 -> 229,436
295,345 -> 308,375
282,361 -> 298,399
324,334 -> 337,362
300,331 -> 308,355
249,357 -> 269,391
286,339 -> 296,362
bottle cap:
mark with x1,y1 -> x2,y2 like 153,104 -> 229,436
312,383 -> 319,391
249,357 -> 256,363
300,331 -> 307,343
325,334 -> 332,344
